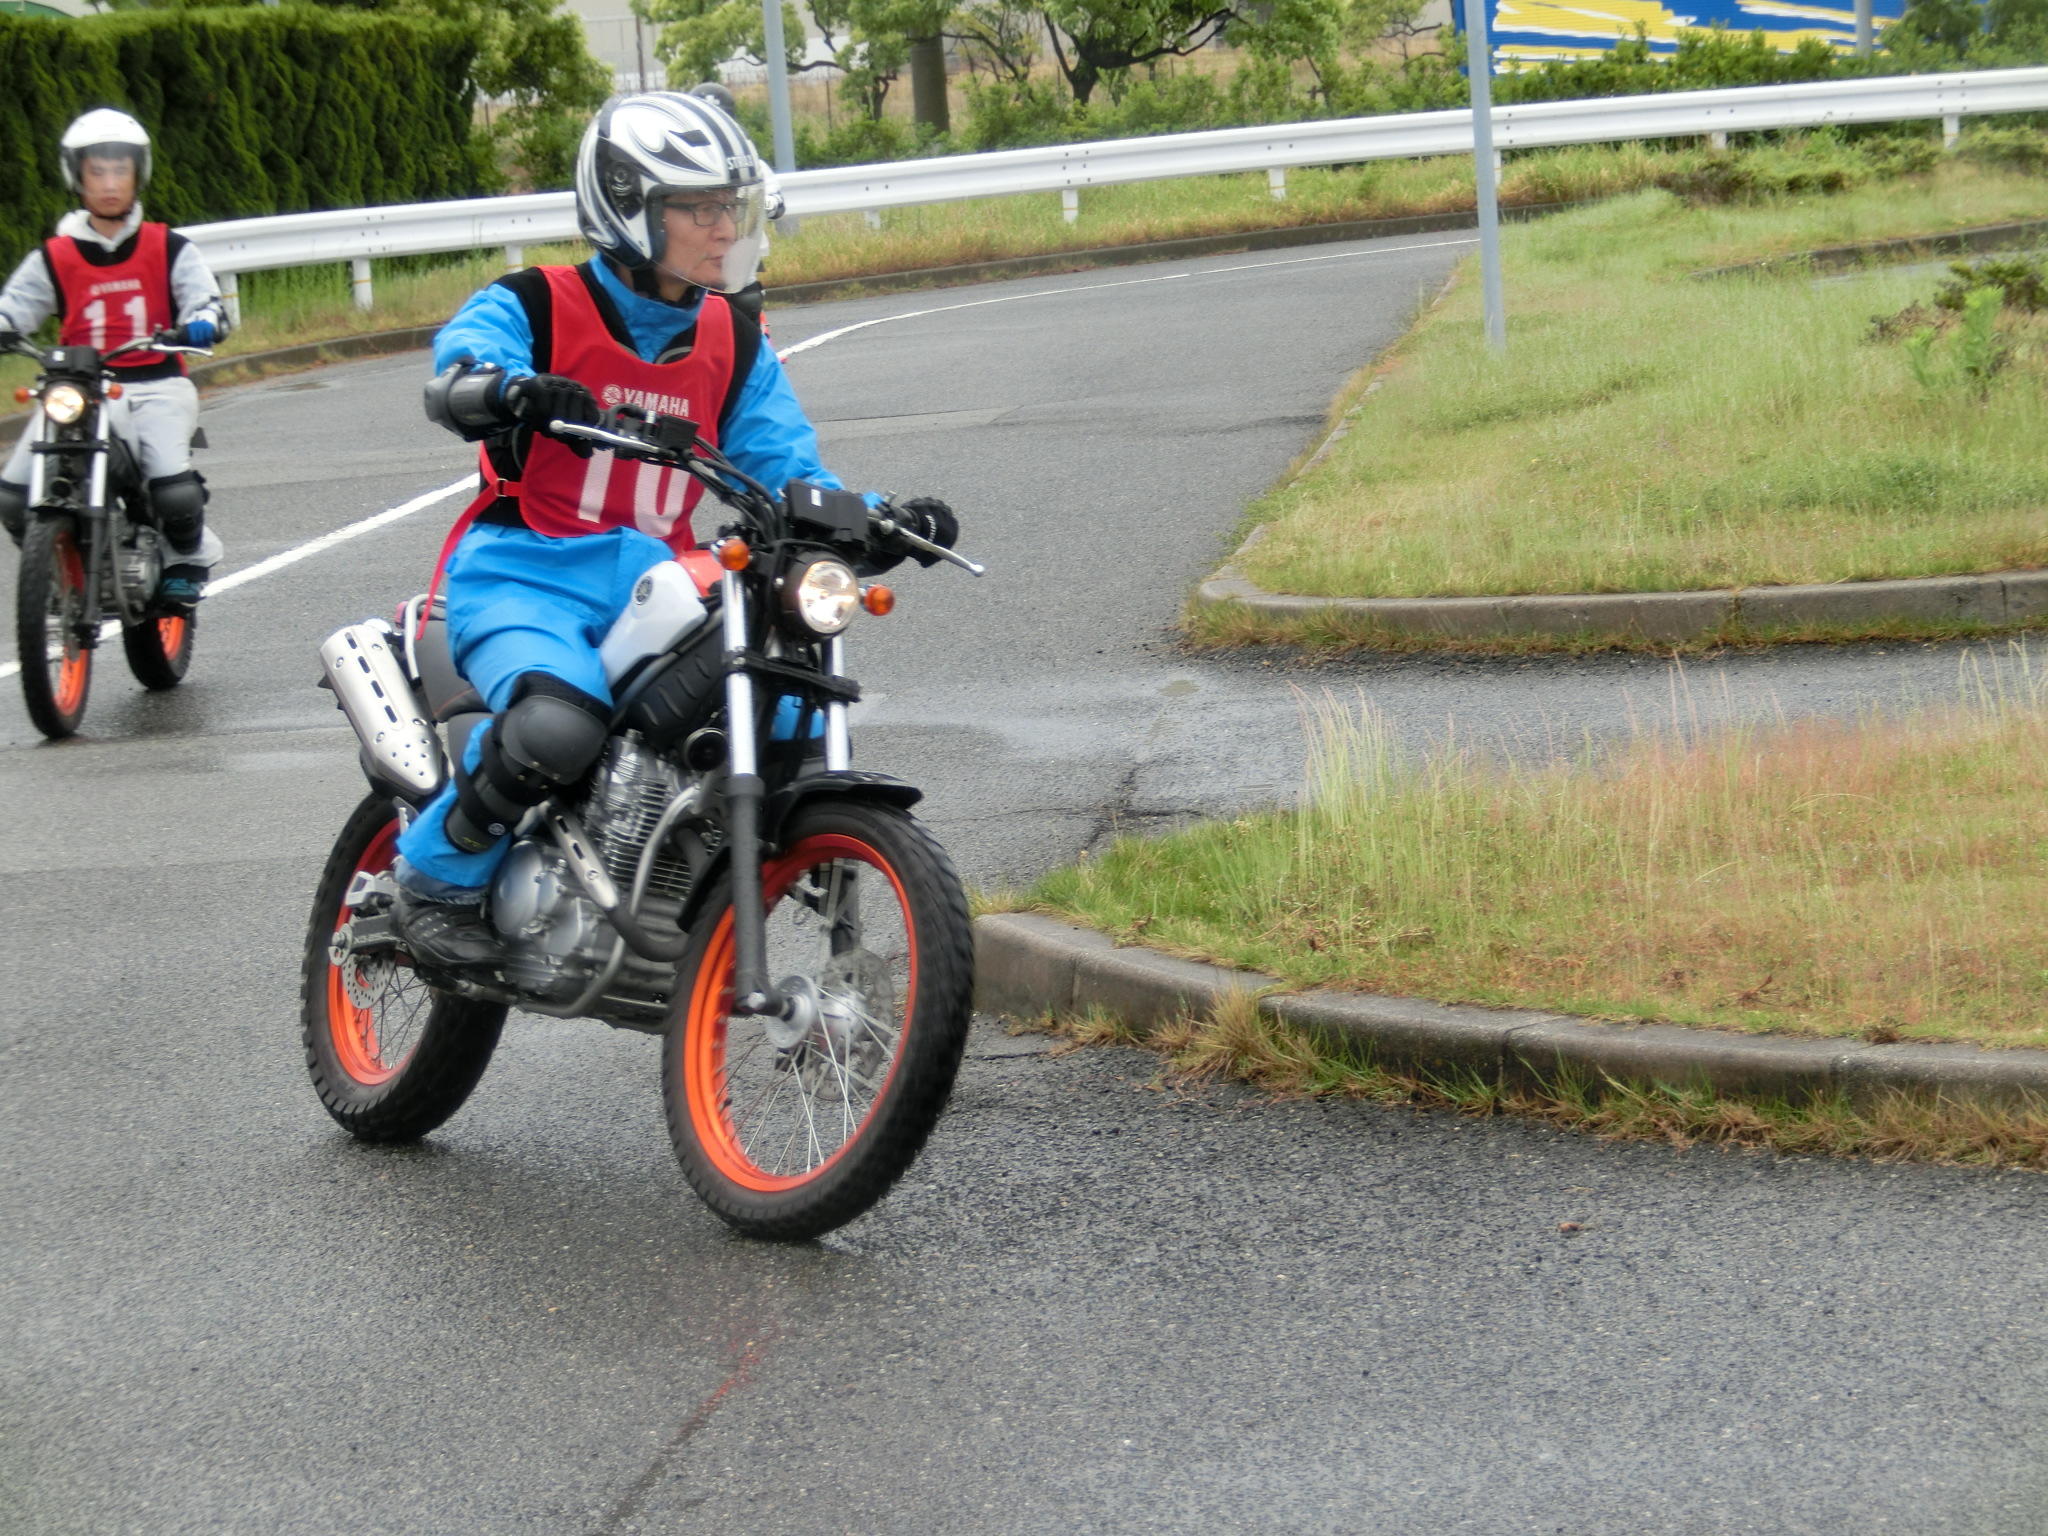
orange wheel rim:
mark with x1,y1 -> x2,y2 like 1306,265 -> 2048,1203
326,821 -> 408,1086
683,834 -> 918,1193
50,531 -> 89,715
157,614 -> 187,657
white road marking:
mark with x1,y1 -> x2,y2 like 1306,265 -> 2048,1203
776,235 -> 1479,361
3,233 -> 1471,682
0,475 -> 473,682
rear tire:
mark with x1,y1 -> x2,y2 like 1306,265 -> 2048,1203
17,518 -> 93,739
300,793 -> 505,1142
122,607 -> 195,690
664,799 -> 974,1241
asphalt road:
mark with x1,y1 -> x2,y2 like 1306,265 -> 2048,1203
3,233 -> 2044,1535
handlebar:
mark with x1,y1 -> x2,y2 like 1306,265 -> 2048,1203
552,412 -> 986,577
0,331 -> 212,368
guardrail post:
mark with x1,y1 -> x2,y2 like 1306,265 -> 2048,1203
1709,130 -> 1728,151
1061,188 -> 1080,224
864,210 -> 882,231
1267,168 -> 1286,201
504,245 -> 523,269
1944,114 -> 1961,149
219,270 -> 241,332
350,257 -> 373,312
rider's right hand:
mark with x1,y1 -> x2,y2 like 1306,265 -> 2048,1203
504,374 -> 601,450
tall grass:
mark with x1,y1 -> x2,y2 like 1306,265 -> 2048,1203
1234,161 -> 2048,600
1026,646 -> 2048,1047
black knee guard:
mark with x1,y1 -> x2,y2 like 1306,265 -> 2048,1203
446,674 -> 610,854
0,480 -> 25,547
148,470 -> 207,554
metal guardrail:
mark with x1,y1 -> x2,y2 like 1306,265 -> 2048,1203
180,66 -> 2048,318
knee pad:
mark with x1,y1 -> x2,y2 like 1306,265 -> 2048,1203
0,480 -> 25,546
446,674 -> 610,854
148,470 -> 208,553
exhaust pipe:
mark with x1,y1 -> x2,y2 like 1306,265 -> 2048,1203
319,620 -> 447,798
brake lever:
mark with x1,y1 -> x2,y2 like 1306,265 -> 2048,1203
871,515 -> 986,577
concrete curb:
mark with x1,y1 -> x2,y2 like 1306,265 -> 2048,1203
1195,554 -> 2048,645
974,911 -> 2048,1113
1692,216 -> 2048,280
765,201 -> 1578,306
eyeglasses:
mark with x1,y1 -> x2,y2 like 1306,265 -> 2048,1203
667,197 -> 742,228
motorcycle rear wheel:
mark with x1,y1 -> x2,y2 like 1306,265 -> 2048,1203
664,799 -> 974,1241
17,518 -> 93,739
122,607 -> 195,690
300,793 -> 506,1142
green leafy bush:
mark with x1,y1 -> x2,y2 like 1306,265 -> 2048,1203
0,8 -> 480,259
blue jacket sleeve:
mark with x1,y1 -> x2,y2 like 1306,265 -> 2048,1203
433,283 -> 535,376
719,343 -> 876,502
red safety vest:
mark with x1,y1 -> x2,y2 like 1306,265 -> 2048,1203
44,222 -> 182,376
425,266 -> 741,625
485,265 -> 734,550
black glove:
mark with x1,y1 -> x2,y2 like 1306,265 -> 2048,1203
504,373 -> 601,450
0,328 -> 21,355
893,497 -> 958,567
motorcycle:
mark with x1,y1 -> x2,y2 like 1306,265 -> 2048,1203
5,330 -> 212,738
300,407 -> 985,1241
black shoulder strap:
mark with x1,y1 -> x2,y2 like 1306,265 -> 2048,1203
720,299 -> 764,431
38,242 -> 65,321
161,226 -> 186,320
493,267 -> 555,374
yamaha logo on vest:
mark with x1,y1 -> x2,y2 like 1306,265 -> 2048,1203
89,276 -> 145,300
601,383 -> 692,420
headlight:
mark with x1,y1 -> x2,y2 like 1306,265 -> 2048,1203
784,556 -> 859,635
42,383 -> 88,425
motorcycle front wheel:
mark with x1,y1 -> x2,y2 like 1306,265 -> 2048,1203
665,799 -> 974,1241
300,793 -> 506,1142
122,607 -> 195,690
16,518 -> 93,739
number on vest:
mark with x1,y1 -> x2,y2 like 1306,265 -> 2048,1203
81,295 -> 150,352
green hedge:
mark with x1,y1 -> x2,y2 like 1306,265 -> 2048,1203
0,7 -> 481,262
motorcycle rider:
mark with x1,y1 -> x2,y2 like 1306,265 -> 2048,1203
391,90 -> 956,970
0,108 -> 229,605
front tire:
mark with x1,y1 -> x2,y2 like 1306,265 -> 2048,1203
122,607 -> 195,690
17,518 -> 93,739
300,793 -> 506,1142
664,799 -> 975,1241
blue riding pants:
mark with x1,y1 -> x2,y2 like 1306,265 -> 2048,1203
394,523 -> 673,895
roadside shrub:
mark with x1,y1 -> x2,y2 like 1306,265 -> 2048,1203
1933,255 -> 2048,313
0,8 -> 479,257
957,77 -> 1077,151
1960,123 -> 2048,171
794,113 -> 925,168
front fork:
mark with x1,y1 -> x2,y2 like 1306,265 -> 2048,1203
719,577 -> 855,1019
27,410 -> 116,647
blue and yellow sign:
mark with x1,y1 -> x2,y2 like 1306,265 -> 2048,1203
1481,0 -> 1907,66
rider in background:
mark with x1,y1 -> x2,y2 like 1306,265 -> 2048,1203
391,90 -> 956,970
0,108 -> 229,606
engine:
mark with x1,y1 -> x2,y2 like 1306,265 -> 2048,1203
485,734 -> 706,1027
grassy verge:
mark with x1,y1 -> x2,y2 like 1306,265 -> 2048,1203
1009,652 -> 2048,1050
1224,158 -> 2048,610
1034,996 -> 2048,1169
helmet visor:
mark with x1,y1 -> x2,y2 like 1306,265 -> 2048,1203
654,181 -> 767,295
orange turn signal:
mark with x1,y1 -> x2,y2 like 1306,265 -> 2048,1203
106,383 -> 123,400
714,537 -> 751,572
11,387 -> 29,405
861,584 -> 895,616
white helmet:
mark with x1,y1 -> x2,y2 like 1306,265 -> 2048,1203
60,108 -> 151,197
574,92 -> 769,295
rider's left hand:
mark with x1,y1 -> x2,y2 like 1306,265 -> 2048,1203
895,497 -> 958,567
176,318 -> 217,349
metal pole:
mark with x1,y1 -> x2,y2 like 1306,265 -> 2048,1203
1854,0 -> 1873,56
1462,0 -> 1506,352
761,0 -> 796,174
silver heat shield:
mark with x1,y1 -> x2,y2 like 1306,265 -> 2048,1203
319,620 -> 446,796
